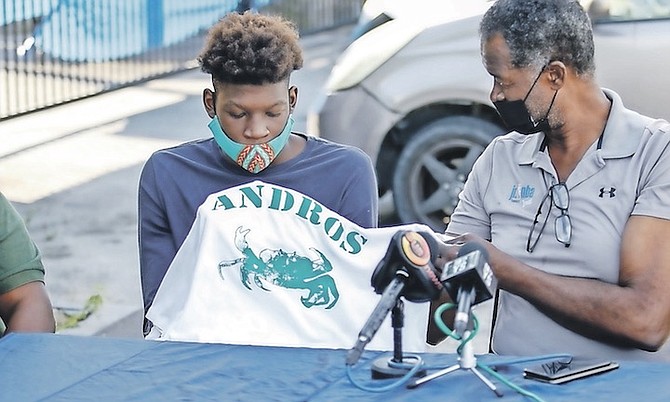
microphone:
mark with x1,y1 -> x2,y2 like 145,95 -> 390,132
440,242 -> 497,337
346,230 -> 443,366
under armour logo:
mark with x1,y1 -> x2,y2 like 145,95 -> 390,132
599,187 -> 616,198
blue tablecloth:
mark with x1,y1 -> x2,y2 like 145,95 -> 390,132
1,333 -> 668,401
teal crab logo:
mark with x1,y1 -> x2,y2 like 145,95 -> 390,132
218,226 -> 340,309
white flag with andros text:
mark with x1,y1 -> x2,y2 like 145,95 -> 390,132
146,180 -> 435,352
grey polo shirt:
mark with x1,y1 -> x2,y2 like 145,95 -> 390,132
447,89 -> 670,361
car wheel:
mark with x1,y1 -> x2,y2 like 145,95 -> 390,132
392,115 -> 502,231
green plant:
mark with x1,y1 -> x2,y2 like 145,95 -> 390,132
55,294 -> 103,330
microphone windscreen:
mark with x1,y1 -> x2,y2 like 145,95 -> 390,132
395,231 -> 443,302
443,241 -> 497,305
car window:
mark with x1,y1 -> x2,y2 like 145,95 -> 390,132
583,0 -> 670,22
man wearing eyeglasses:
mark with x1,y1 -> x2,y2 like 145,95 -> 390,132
430,0 -> 670,362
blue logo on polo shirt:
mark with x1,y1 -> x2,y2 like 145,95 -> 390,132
509,184 -> 535,203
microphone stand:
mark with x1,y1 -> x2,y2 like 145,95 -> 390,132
370,299 -> 426,379
407,329 -> 501,396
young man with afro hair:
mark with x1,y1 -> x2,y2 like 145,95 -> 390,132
137,12 -> 386,348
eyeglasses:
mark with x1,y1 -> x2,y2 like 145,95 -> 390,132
526,182 -> 572,253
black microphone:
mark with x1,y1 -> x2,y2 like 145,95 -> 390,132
346,230 -> 443,366
440,242 -> 497,337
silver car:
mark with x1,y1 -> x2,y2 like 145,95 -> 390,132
308,0 -> 670,231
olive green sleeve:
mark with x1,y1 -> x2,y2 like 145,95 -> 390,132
0,193 -> 45,295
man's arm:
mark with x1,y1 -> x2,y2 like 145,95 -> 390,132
465,215 -> 670,351
337,149 -> 379,228
138,158 -> 176,313
0,281 -> 55,334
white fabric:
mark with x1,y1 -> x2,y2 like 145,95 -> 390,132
146,180 -> 434,352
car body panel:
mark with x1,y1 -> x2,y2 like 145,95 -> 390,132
362,15 -> 494,116
310,0 -> 670,227
315,86 -> 401,161
592,18 -> 670,121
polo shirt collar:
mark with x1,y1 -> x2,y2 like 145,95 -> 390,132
517,88 -> 640,166
517,133 -> 545,166
598,88 -> 643,158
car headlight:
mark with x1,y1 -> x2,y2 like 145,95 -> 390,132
325,18 -> 425,92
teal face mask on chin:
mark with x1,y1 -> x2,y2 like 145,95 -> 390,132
208,114 -> 294,174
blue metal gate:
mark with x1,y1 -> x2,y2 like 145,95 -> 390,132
1,0 -> 362,120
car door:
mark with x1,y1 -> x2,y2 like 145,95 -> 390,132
587,0 -> 670,121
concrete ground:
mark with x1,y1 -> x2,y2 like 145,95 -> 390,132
1,23 -> 492,354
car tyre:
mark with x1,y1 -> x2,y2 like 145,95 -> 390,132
392,115 -> 502,231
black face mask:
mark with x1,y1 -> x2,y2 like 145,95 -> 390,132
493,67 -> 557,135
